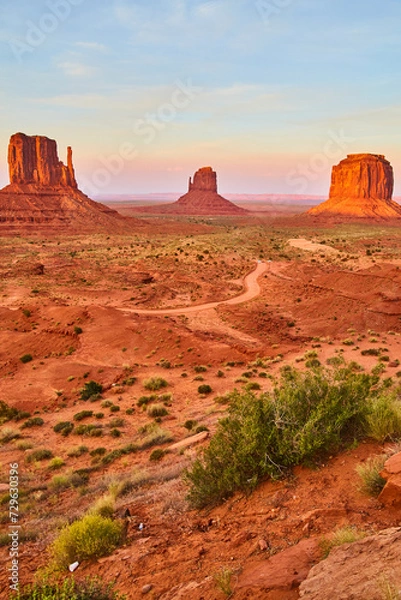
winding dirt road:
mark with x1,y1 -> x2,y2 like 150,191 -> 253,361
123,261 -> 268,315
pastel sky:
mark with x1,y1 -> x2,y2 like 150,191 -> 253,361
1,0 -> 401,196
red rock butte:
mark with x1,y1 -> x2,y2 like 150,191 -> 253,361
307,153 -> 401,219
135,167 -> 248,216
0,132 -> 134,231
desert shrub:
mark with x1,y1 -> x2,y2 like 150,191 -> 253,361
185,365 -> 377,508
13,411 -> 31,422
74,410 -> 94,421
365,392 -> 401,442
67,445 -> 88,458
20,354 -> 33,364
194,365 -> 208,373
95,412 -> 104,419
245,381 -> 261,391
125,408 -> 134,415
48,457 -> 65,470
137,395 -> 156,407
0,400 -> 19,424
109,405 -> 120,413
109,418 -> 124,428
80,381 -> 103,401
147,404 -> 168,418
89,494 -> 115,519
21,417 -> 44,429
0,427 -> 21,444
213,567 -> 234,597
53,421 -> 74,436
75,424 -> 103,437
305,358 -> 321,368
26,449 -> 53,463
159,359 -> 171,369
123,377 -> 137,386
217,370 -> 225,378
356,455 -> 387,496
101,400 -> 113,408
51,514 -> 123,568
143,377 -> 168,391
195,425 -> 209,434
361,348 -> 380,356
110,428 -> 121,438
22,309 -> 31,318
184,420 -> 197,431
11,576 -> 126,600
320,526 -> 366,558
139,424 -> 173,449
90,447 -> 107,457
16,440 -> 33,451
74,326 -> 83,335
198,384 -> 212,395
101,444 -> 138,466
49,475 -> 71,492
149,448 -> 166,461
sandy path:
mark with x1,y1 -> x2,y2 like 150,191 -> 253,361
123,261 -> 268,316
288,238 -> 339,255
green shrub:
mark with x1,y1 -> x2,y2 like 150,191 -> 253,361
74,410 -> 94,421
149,448 -> 166,461
147,404 -> 168,418
26,449 -> 53,463
245,381 -> 261,391
123,377 -> 137,386
184,419 -> 197,431
109,418 -> 124,428
194,365 -> 208,373
75,424 -> 103,437
137,395 -> 156,407
185,365 -> 377,508
51,514 -> 124,568
48,457 -> 65,470
21,417 -> 44,429
80,381 -> 103,401
366,392 -> 401,442
198,384 -> 212,395
110,428 -> 121,438
139,425 -> 173,449
0,427 -> 21,444
67,445 -> 88,458
20,354 -> 33,364
109,405 -> 120,413
74,326 -> 83,335
90,447 -> 107,457
320,526 -> 366,558
11,577 -> 126,600
356,455 -> 387,496
101,400 -> 113,408
53,421 -> 74,436
143,377 -> 168,391
0,400 -> 18,424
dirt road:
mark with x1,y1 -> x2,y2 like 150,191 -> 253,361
124,261 -> 268,315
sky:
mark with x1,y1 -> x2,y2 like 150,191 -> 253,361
1,0 -> 401,196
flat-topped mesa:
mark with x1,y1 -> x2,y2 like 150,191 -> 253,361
307,153 -> 401,219
188,166 -> 218,193
8,132 -> 77,188
329,153 -> 393,201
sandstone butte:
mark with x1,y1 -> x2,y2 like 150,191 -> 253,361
0,132 -> 135,231
307,153 -> 401,219
135,166 -> 248,215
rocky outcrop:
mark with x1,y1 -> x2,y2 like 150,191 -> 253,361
0,132 -> 135,231
378,451 -> 401,508
134,167 -> 247,215
307,154 -> 401,219
8,133 -> 77,188
299,528 -> 401,599
188,166 -> 217,193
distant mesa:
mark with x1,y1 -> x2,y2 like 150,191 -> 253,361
307,153 -> 401,219
0,132 -> 134,231
134,167 -> 248,216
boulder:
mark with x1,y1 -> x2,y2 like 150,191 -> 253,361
299,528 -> 401,599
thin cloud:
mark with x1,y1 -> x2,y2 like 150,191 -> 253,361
75,42 -> 108,53
57,62 -> 99,77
